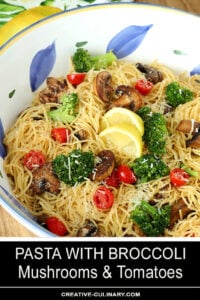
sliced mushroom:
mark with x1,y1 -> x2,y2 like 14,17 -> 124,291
136,63 -> 163,84
186,130 -> 200,148
163,104 -> 173,114
37,214 -> 49,225
39,77 -> 68,104
90,150 -> 115,181
74,129 -> 88,141
93,71 -> 114,103
31,162 -> 60,195
176,120 -> 200,148
169,198 -> 193,229
77,219 -> 101,237
153,183 -> 171,200
176,119 -> 200,134
109,85 -> 143,112
46,77 -> 68,91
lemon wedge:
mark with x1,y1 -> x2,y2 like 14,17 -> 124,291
0,6 -> 62,46
99,123 -> 143,159
100,107 -> 144,136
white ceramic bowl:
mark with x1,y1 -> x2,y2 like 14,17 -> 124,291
0,3 -> 200,237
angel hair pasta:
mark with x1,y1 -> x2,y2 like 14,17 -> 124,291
3,57 -> 200,237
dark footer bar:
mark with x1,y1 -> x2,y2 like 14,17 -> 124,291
0,287 -> 199,298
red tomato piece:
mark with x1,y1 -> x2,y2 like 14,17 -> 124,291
66,73 -> 86,86
51,127 -> 70,143
135,79 -> 154,95
104,169 -> 120,187
117,164 -> 137,184
170,168 -> 189,187
46,216 -> 68,236
23,150 -> 45,170
93,186 -> 114,210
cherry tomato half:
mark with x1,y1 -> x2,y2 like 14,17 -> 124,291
117,164 -> 137,184
135,79 -> 154,95
66,73 -> 86,86
104,169 -> 120,187
46,216 -> 68,236
51,127 -> 70,143
23,150 -> 46,170
93,186 -> 114,210
170,168 -> 189,187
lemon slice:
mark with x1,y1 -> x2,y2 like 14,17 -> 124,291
100,107 -> 144,136
0,6 -> 62,46
99,123 -> 143,159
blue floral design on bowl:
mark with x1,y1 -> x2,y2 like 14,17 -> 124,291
0,119 -> 6,158
30,41 -> 56,92
29,24 -> 153,92
190,64 -> 200,76
106,24 -> 153,59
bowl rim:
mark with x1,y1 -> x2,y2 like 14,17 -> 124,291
0,186 -> 56,237
0,2 -> 199,52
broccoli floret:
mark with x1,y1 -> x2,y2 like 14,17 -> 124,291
180,163 -> 199,177
52,149 -> 95,186
129,154 -> 170,183
137,107 -> 168,155
48,93 -> 79,123
130,201 -> 171,237
72,47 -> 117,73
136,106 -> 151,120
165,82 -> 193,107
